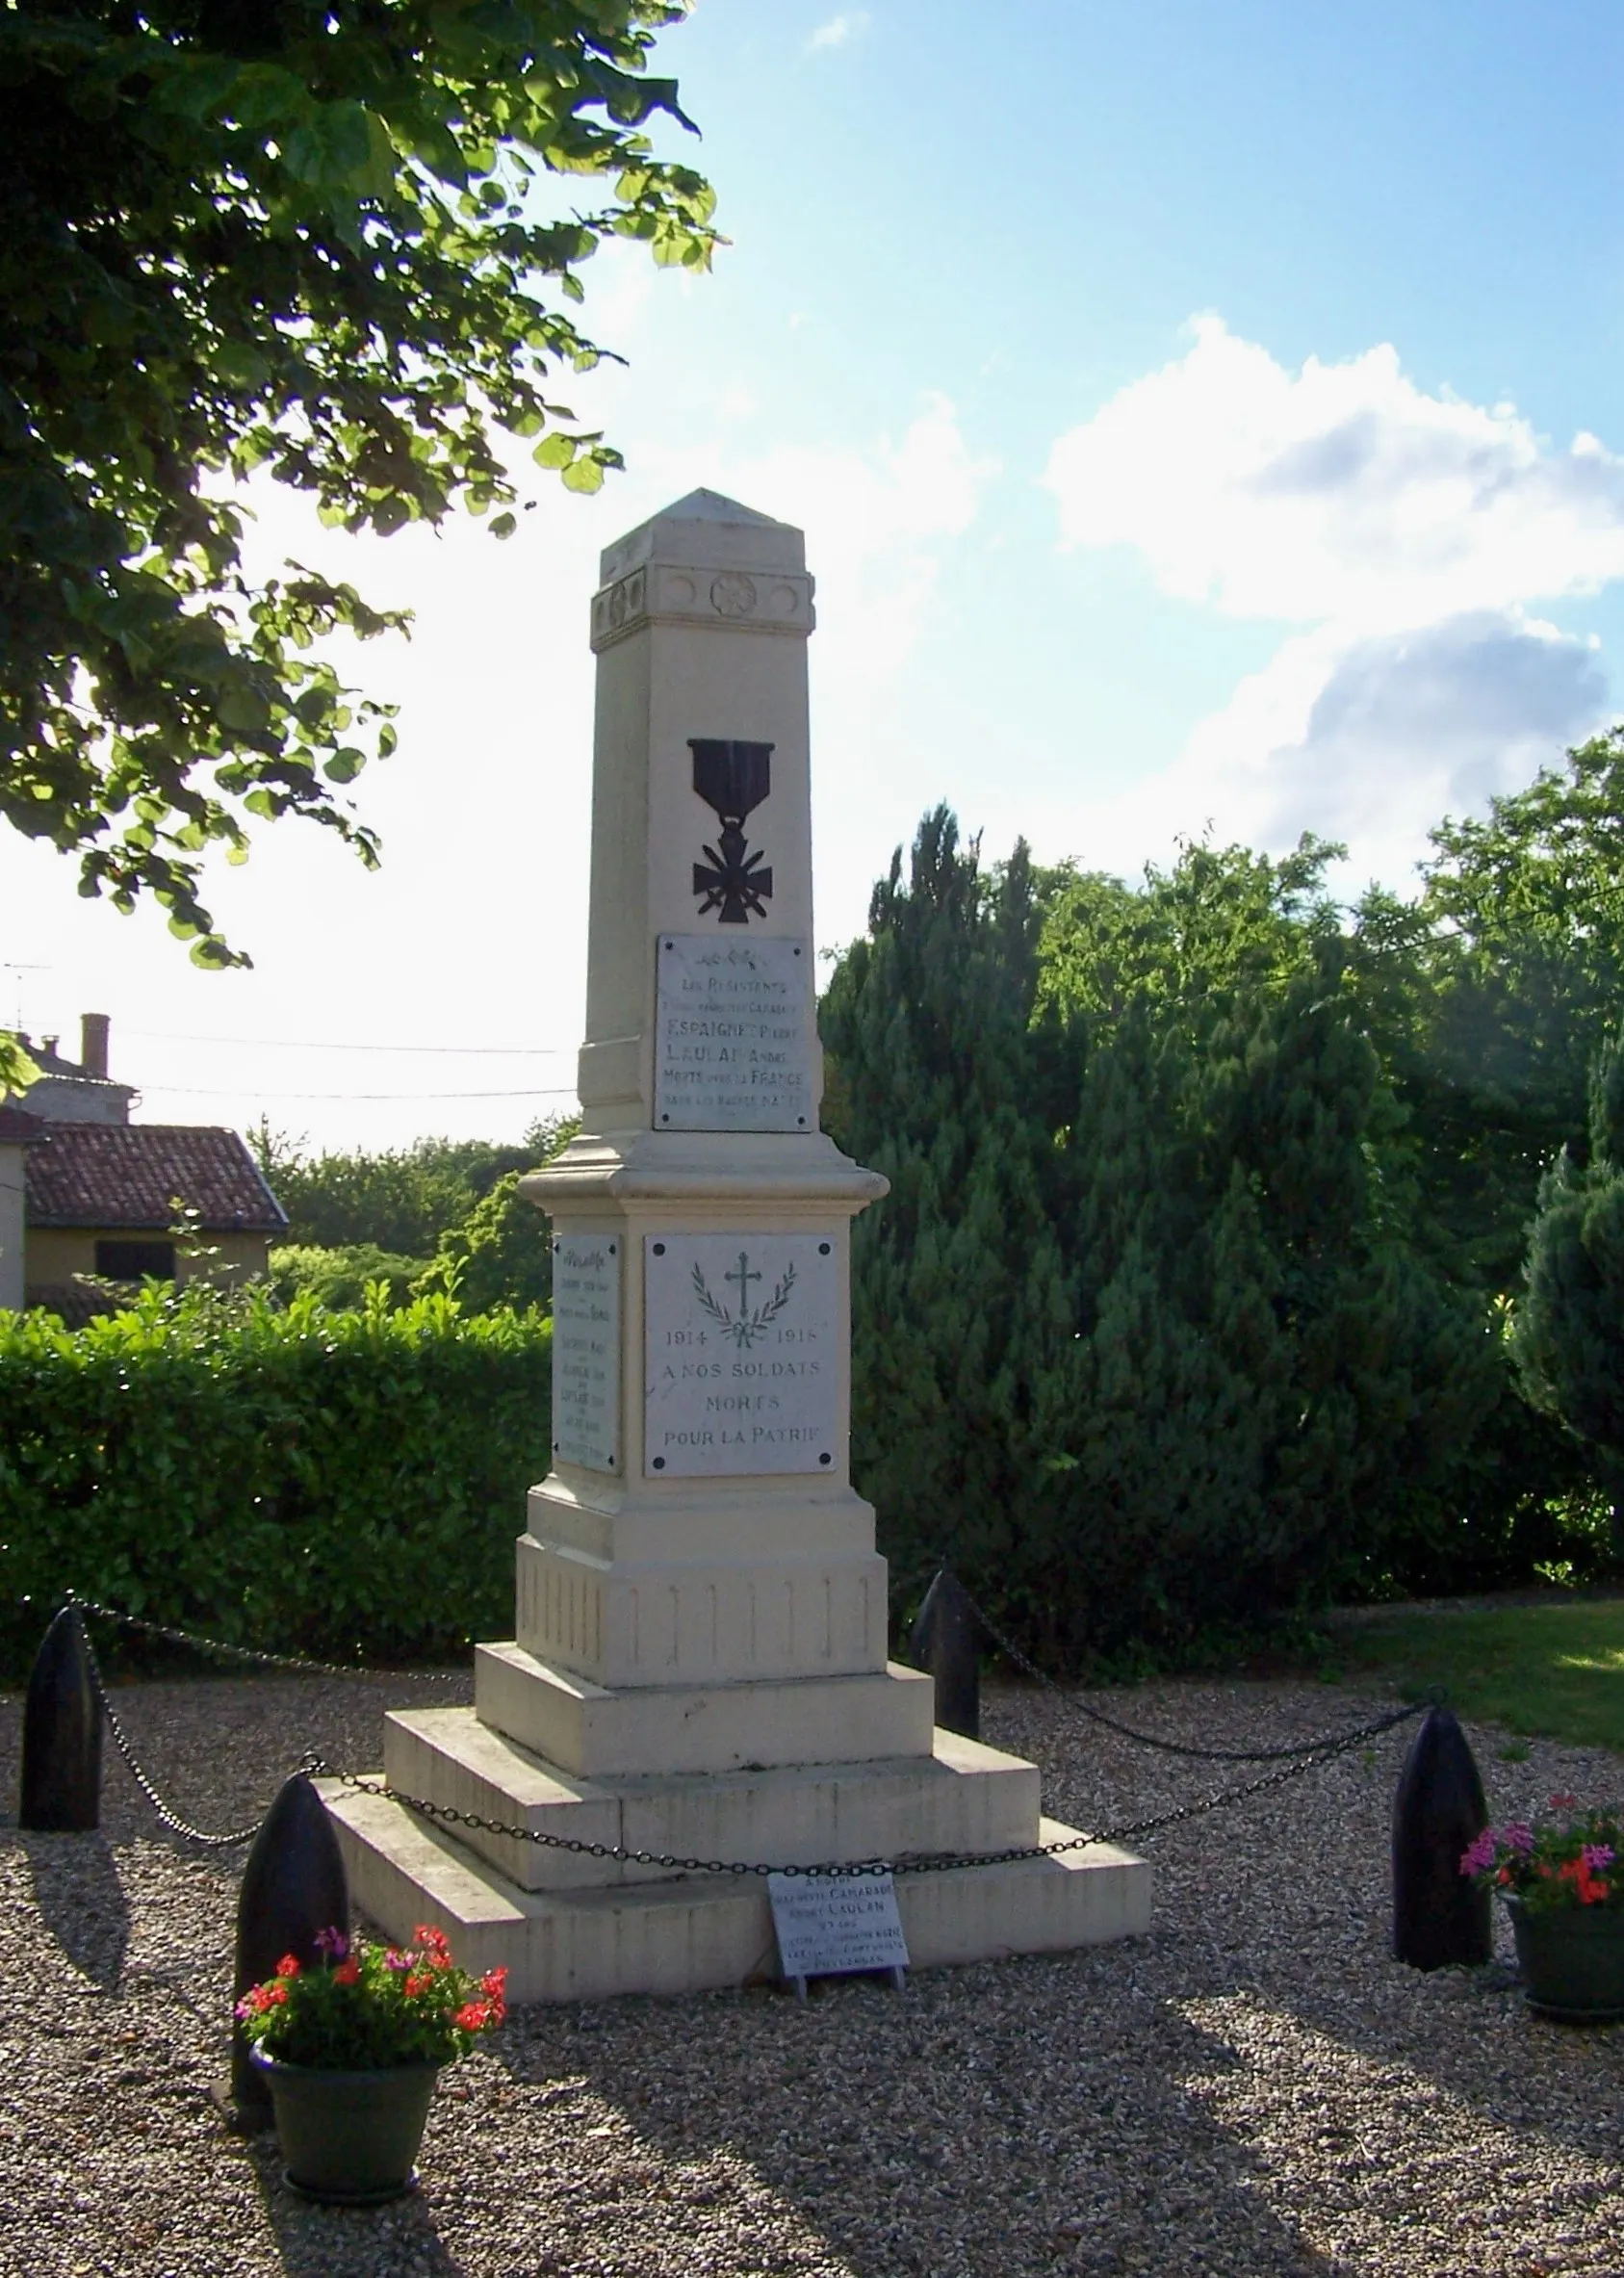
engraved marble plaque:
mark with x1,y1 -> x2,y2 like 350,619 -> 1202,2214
643,1232 -> 838,1477
654,934 -> 816,1132
551,1235 -> 621,1471
768,1871 -> 910,1985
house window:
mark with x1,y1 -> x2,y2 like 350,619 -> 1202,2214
95,1239 -> 176,1281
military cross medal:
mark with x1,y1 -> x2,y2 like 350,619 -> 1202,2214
690,738 -> 774,923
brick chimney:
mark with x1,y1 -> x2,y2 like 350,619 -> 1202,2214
81,1012 -> 110,1079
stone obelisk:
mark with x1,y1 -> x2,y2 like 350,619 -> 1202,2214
325,492 -> 1149,1998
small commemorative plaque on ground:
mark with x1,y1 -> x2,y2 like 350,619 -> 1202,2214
654,934 -> 816,1132
551,1235 -> 621,1471
643,1231 -> 838,1477
767,1871 -> 910,2000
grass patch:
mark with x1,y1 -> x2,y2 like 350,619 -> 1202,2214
1326,1600 -> 1624,1754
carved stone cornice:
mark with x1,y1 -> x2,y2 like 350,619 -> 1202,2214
589,560 -> 816,652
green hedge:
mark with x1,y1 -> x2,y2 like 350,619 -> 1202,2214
0,1282 -> 551,1682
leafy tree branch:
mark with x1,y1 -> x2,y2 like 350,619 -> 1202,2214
1,1 -> 716,964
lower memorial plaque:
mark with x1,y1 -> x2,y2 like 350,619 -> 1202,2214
767,1870 -> 910,2001
643,1231 -> 838,1477
551,1235 -> 621,1471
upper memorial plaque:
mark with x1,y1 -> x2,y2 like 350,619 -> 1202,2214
654,934 -> 817,1132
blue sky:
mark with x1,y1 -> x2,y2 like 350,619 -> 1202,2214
6,0 -> 1624,1148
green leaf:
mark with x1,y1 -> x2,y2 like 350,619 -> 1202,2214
215,341 -> 271,394
559,456 -> 605,495
283,103 -> 374,191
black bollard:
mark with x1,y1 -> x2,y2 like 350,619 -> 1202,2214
19,1605 -> 104,1831
1392,1704 -> 1492,1971
231,1772 -> 349,2123
911,1567 -> 981,1741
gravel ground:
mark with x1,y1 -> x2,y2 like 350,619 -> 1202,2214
0,1662 -> 1619,2278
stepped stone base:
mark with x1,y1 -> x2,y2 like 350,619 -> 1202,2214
473,1645 -> 936,1777
319,1666 -> 1152,2002
381,1707 -> 1043,1891
322,1782 -> 1149,2004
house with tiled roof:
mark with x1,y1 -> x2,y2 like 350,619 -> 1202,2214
0,1015 -> 286,1321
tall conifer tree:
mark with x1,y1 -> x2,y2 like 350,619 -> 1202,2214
824,814 -> 1499,1666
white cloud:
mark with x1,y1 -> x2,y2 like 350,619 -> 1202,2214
1044,320 -> 1623,888
1046,317 -> 1624,634
807,12 -> 871,53
1150,612 -> 1606,887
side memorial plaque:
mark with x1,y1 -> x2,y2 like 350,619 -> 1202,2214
643,1231 -> 838,1477
767,1870 -> 910,2000
654,934 -> 816,1132
551,1235 -> 621,1471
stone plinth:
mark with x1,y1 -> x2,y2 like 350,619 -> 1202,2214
324,1774 -> 1150,2005
328,491 -> 1150,1995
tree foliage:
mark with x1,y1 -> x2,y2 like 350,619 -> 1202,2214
418,1119 -> 577,1311
822,808 -> 1568,1668
255,1119 -> 567,1257
1,0 -> 715,985
1514,1031 -> 1624,1555
1400,731 -> 1624,1293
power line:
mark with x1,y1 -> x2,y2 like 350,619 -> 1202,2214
146,1084 -> 580,1102
125,1029 -> 568,1056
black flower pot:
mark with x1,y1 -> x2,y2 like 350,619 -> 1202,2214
249,2051 -> 443,2203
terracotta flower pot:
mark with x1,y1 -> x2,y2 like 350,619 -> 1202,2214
249,2050 -> 443,2203
1507,1898 -> 1624,2024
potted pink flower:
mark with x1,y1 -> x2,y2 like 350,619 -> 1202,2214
237,1924 -> 507,2201
1460,1796 -> 1624,2022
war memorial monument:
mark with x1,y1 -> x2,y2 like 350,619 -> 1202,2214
323,491 -> 1152,1999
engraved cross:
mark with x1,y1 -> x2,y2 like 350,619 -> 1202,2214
725,1253 -> 762,1308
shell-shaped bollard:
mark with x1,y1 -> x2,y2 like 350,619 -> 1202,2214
18,1606 -> 104,1832
1392,1705 -> 1492,1971
231,1772 -> 350,2122
911,1567 -> 981,1742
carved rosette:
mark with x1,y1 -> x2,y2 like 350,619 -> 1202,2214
589,562 -> 815,651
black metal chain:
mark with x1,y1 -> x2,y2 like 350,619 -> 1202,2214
308,1711 -> 1397,1879
80,1623 -> 264,1848
57,1592 -> 1424,1867
953,1576 -> 1428,1763
64,1594 -> 463,1685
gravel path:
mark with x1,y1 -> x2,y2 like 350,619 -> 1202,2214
1,1663 -> 1619,2278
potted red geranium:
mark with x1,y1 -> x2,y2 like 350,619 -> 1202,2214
237,1924 -> 507,2202
1460,1795 -> 1624,2023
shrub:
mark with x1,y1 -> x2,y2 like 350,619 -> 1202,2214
269,1242 -> 428,1311
416,1170 -> 558,1314
0,1281 -> 550,1681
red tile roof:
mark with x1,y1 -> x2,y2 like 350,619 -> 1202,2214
22,1281 -> 123,1329
23,1124 -> 288,1232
